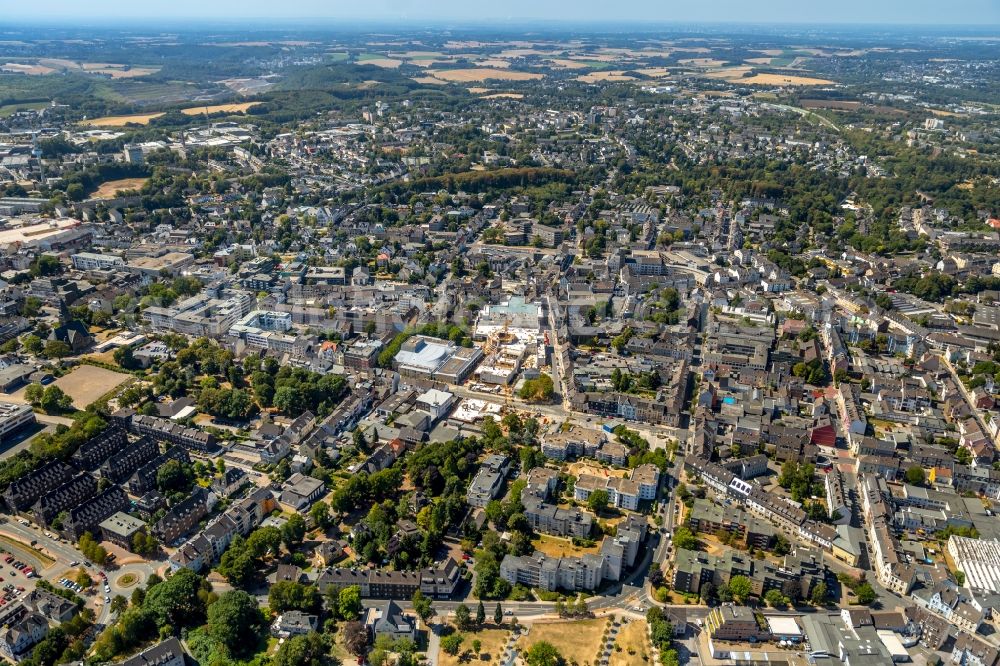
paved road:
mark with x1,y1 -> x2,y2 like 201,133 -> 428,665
0,520 -> 160,625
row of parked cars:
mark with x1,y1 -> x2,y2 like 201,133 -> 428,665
3,554 -> 34,578
0,584 -> 24,608
58,576 -> 86,593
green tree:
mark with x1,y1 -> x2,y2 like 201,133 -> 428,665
23,383 -> 44,405
518,373 -> 555,403
43,340 -> 72,359
476,600 -> 486,626
441,634 -> 464,656
39,385 -> 73,413
268,581 -> 320,614
411,589 -> 434,625
587,488 -> 609,514
338,585 -> 361,620
454,603 -> 472,630
21,334 -> 42,355
282,514 -> 307,550
672,526 -> 697,550
110,594 -> 128,615
525,640 -> 564,666
156,460 -> 193,493
905,466 -> 926,486
272,632 -> 329,666
728,575 -> 752,604
309,502 -> 331,530
764,589 -> 787,608
494,603 -> 503,625
207,590 -> 264,657
142,568 -> 207,630
856,583 -> 877,605
810,582 -> 828,605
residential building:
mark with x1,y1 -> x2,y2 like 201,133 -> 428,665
466,454 -> 510,508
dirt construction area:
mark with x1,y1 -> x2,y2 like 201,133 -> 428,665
51,365 -> 132,409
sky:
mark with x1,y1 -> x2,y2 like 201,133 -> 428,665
6,0 -> 1000,25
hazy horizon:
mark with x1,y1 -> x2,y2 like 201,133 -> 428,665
6,0 -> 1000,26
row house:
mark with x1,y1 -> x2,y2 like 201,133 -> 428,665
153,487 -> 210,545
3,460 -> 75,512
98,436 -> 159,484
71,426 -> 130,470
33,473 -> 97,526
64,486 -> 129,540
168,488 -> 276,572
127,446 -> 191,495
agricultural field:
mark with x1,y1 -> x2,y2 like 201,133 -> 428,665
1,62 -> 55,75
357,54 -> 403,68
180,102 -> 261,115
0,101 -> 47,118
732,73 -> 835,86
427,68 -> 543,82
5,58 -> 160,78
517,618 -> 605,666
81,113 -> 164,127
576,71 -> 636,83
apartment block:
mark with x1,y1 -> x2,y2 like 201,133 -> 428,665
316,559 -> 461,599
0,403 -> 35,443
32,473 -> 97,526
574,463 -> 660,510
71,426 -> 130,470
3,460 -> 75,512
98,436 -> 159,484
466,454 -> 510,508
117,410 -> 217,452
154,487 -> 210,545
127,445 -> 191,496
64,486 -> 129,540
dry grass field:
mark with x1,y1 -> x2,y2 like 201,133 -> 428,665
357,54 -> 403,68
679,58 -> 727,67
180,102 -> 260,115
52,365 -> 132,409
92,178 -> 148,199
610,619 -> 652,666
576,71 -> 636,83
33,59 -> 159,78
428,68 -> 542,82
438,625 -> 510,666
532,534 -> 601,558
704,66 -> 753,79
473,58 -> 512,68
1,63 -> 56,75
517,618 -> 605,666
733,73 -> 834,86
567,461 -> 629,479
634,67 -> 672,77
549,58 -> 591,69
82,113 -> 164,127
481,93 -> 524,100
